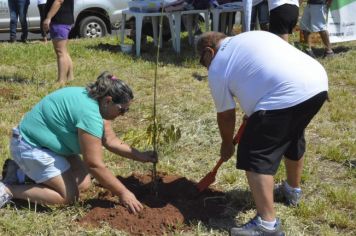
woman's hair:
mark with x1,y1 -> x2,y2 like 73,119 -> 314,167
196,32 -> 227,55
86,71 -> 134,104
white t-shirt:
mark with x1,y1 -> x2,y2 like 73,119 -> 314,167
208,31 -> 328,116
38,0 -> 47,5
268,0 -> 299,11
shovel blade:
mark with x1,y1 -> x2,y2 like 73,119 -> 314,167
196,171 -> 217,192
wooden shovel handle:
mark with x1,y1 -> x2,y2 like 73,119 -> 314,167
212,158 -> 224,173
233,119 -> 247,145
213,120 -> 247,173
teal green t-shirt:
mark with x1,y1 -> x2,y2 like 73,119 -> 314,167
20,87 -> 104,155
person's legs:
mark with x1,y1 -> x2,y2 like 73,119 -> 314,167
52,39 -> 71,83
303,30 -> 312,49
319,30 -> 333,53
235,109 -> 294,234
246,171 -> 275,221
7,170 -> 80,205
278,91 -> 328,204
38,4 -> 47,42
302,30 -> 317,58
257,0 -> 269,31
5,155 -> 90,205
284,157 -> 304,188
17,0 -> 29,42
66,155 -> 91,191
50,24 -> 73,83
250,5 -> 258,30
66,52 -> 74,81
8,0 -> 18,41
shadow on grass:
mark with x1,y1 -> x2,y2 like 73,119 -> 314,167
192,72 -> 207,81
0,75 -> 30,84
206,188 -> 255,231
313,45 -> 351,58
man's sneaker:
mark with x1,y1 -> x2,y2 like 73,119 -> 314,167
230,216 -> 285,236
274,181 -> 302,206
304,48 -> 316,58
0,182 -> 12,208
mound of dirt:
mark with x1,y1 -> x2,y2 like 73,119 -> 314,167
79,172 -> 227,235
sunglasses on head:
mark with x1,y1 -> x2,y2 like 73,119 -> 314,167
116,104 -> 129,114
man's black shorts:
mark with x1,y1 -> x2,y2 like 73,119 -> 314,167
236,91 -> 328,175
269,4 -> 299,35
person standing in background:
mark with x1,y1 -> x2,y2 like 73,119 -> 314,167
268,0 -> 300,42
38,0 -> 48,43
43,0 -> 74,83
8,0 -> 30,43
251,0 -> 270,31
300,0 -> 334,58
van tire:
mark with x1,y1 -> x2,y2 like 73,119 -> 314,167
79,16 -> 107,38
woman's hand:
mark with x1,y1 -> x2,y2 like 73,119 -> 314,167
43,18 -> 51,32
135,150 -> 158,163
119,189 -> 143,214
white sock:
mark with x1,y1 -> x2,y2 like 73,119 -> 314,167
261,218 -> 277,230
284,181 -> 301,192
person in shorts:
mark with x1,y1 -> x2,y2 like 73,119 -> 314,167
0,72 -> 157,214
251,0 -> 269,31
196,31 -> 328,235
300,0 -> 334,58
43,0 -> 74,83
268,0 -> 300,42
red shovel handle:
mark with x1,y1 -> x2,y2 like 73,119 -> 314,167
214,120 -> 247,172
212,158 -> 224,173
233,119 -> 247,145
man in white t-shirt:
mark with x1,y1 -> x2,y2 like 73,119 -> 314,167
197,31 -> 328,236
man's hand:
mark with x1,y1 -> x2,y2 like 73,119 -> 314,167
220,141 -> 235,161
119,189 -> 143,214
43,18 -> 51,32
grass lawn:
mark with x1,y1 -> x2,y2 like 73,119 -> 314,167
0,29 -> 355,235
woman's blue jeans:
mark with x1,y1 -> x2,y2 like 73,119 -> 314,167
8,0 -> 30,41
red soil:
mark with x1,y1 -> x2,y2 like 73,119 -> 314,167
79,172 -> 227,235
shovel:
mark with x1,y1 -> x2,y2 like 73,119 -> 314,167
196,120 -> 247,192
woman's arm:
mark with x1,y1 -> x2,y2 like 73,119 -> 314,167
78,128 -> 143,214
43,0 -> 63,32
102,120 -> 157,163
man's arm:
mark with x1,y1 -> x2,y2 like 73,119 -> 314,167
217,108 -> 236,161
